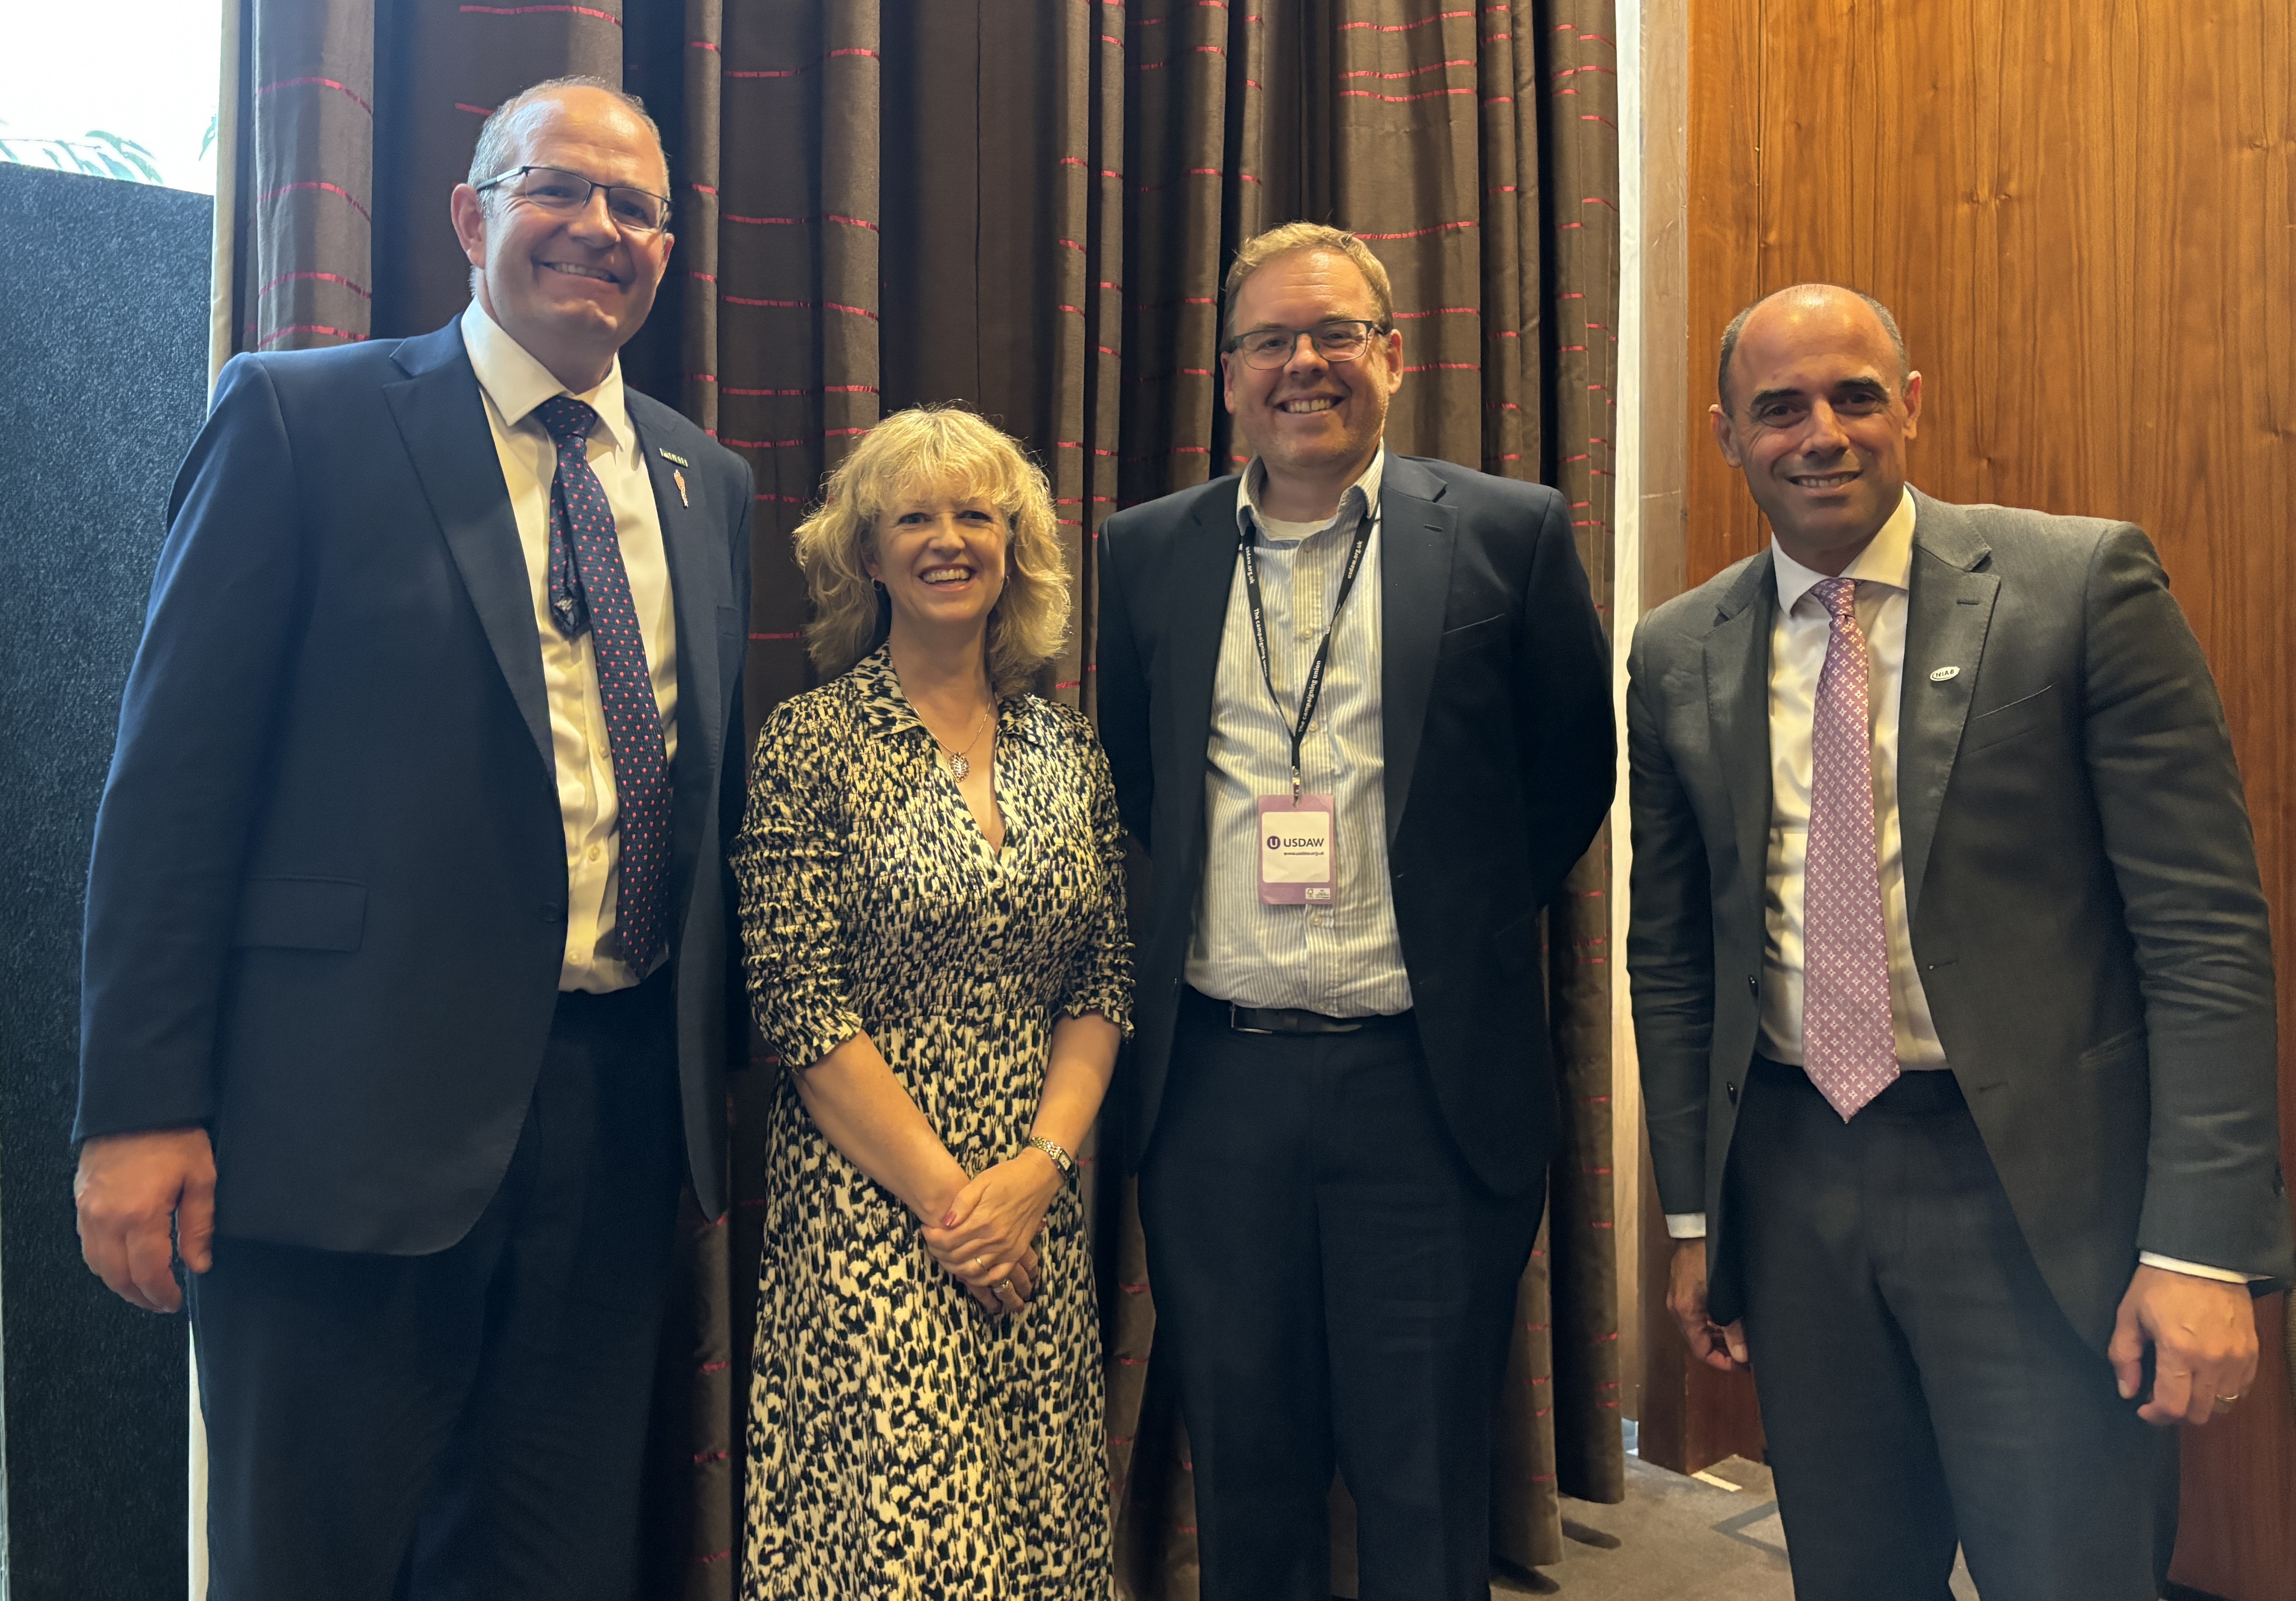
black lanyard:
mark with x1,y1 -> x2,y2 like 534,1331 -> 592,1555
1237,499 -> 1377,799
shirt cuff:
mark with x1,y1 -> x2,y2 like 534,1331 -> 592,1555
1666,1213 -> 1708,1240
2136,1252 -> 2258,1285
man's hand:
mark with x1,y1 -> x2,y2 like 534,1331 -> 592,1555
74,1127 -> 216,1313
1669,1239 -> 1750,1373
2109,1263 -> 2258,1426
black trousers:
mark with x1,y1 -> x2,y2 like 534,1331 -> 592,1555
189,974 -> 686,1601
1137,988 -> 1544,1601
1730,1055 -> 2178,1601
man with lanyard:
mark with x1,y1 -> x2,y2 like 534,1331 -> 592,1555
1096,222 -> 1614,1601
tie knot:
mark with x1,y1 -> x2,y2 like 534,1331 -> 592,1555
535,394 -> 600,449
1812,575 -> 1856,621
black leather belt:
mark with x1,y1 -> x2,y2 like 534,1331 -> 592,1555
1186,987 -> 1410,1035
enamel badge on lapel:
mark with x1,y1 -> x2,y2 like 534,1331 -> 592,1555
658,445 -> 692,505
1929,665 -> 1961,682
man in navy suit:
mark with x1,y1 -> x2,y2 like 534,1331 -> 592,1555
71,78 -> 752,1599
1095,224 -> 1613,1601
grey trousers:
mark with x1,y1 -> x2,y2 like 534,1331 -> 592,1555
1727,1055 -> 2177,1601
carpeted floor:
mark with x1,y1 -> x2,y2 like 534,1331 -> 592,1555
1491,1450 -> 1980,1600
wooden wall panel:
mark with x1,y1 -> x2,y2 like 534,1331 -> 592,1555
1684,1 -> 2296,1595
1631,0 -> 1769,1475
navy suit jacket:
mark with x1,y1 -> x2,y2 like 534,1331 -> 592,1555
1095,454 -> 1615,1195
75,319 -> 753,1254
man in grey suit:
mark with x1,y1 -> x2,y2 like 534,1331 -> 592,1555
1628,283 -> 2292,1600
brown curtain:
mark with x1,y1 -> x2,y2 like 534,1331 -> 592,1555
214,1 -> 1620,1593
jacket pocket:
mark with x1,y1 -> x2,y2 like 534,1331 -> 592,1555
232,877 -> 367,952
2076,1024 -> 2145,1068
1962,682 -> 2060,754
1440,613 -> 1510,656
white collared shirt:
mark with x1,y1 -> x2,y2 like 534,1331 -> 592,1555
1759,486 -> 1947,1071
1183,448 -> 1413,1015
460,299 -> 677,993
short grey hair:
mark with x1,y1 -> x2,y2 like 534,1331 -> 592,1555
1716,285 -> 1909,413
467,76 -> 666,208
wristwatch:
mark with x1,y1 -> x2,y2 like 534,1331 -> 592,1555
1026,1135 -> 1075,1180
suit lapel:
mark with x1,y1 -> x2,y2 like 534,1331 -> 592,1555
633,408 -> 725,922
1896,492 -> 1997,923
1165,481 -> 1248,829
1376,456 -> 1455,843
382,326 -> 553,778
1704,552 -> 1776,926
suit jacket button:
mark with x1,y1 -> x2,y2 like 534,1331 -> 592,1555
1726,1081 -> 1739,1105
541,900 -> 566,922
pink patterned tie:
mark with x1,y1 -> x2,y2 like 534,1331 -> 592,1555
1802,577 -> 1899,1120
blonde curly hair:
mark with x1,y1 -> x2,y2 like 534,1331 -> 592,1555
793,405 -> 1070,695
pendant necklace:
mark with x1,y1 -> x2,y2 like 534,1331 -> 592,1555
929,702 -> 995,780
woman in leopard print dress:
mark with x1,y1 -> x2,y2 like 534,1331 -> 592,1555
733,407 -> 1130,1599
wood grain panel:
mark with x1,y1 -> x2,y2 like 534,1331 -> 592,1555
1684,1 -> 2296,1593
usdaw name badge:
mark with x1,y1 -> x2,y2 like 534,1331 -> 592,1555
1257,793 -> 1335,906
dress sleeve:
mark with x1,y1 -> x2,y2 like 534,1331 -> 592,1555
731,700 -> 869,1070
1059,721 -> 1136,1038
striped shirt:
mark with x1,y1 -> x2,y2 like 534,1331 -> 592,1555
1182,449 -> 1414,1016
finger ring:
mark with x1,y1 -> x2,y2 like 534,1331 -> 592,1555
2216,1392 -> 2242,1404
975,1256 -> 989,1272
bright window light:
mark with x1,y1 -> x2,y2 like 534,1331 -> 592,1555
0,0 -> 228,194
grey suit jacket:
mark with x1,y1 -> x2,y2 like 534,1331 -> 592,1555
1627,489 -> 2292,1350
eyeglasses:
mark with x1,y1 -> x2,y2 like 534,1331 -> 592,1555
1223,319 -> 1389,370
473,165 -> 673,235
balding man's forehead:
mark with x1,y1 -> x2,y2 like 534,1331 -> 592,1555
514,96 -> 667,179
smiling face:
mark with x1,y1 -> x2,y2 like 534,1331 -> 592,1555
1220,249 -> 1403,517
1711,288 -> 1923,574
449,87 -> 674,393
863,486 -> 1013,651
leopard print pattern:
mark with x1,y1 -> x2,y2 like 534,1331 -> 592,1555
732,646 -> 1132,1600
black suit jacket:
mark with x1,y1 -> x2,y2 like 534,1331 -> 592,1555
1628,491 -> 2294,1348
1096,453 -> 1614,1194
75,320 -> 753,1254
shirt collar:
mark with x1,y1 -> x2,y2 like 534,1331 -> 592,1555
1234,445 -> 1386,544
459,297 -> 633,453
1770,484 -> 1918,614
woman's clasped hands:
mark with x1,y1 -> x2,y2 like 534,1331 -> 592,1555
922,1147 -> 1066,1317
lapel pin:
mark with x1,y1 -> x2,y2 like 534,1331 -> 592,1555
673,467 -> 689,508
658,447 -> 691,467
1929,665 -> 1961,682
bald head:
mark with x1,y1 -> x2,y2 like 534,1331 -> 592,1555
1717,285 -> 1908,415
468,78 -> 668,203
1706,282 -> 1924,575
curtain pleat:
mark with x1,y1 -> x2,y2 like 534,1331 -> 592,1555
216,4 -> 1621,1595
1539,0 -> 1625,1522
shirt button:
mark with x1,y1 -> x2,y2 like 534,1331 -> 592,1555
587,845 -> 603,863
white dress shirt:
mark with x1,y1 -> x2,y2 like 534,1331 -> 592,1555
1184,448 -> 1413,1015
1663,487 -> 2240,1283
461,299 -> 678,993
1759,488 -> 1947,1072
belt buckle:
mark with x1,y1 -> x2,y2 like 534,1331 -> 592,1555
1228,1003 -> 1276,1035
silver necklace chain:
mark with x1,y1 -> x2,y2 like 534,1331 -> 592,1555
925,702 -> 994,780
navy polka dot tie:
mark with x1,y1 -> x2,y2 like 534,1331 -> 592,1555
537,395 -> 670,972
